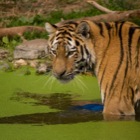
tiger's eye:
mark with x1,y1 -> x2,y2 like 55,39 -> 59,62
66,51 -> 76,58
68,51 -> 74,56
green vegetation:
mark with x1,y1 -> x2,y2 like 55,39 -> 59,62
99,0 -> 140,10
1,36 -> 21,50
6,8 -> 103,27
23,30 -> 48,40
58,0 -> 76,4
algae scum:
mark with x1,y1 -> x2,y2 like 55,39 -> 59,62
0,70 -> 140,140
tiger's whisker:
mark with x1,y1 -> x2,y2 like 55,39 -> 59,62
76,76 -> 88,90
43,75 -> 54,89
34,75 -> 45,83
49,76 -> 56,91
75,76 -> 88,94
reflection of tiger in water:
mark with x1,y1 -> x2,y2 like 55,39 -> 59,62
45,20 -> 140,116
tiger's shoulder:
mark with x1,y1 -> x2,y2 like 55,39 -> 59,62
78,20 -> 140,33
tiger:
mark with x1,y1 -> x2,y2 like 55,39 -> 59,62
45,20 -> 140,116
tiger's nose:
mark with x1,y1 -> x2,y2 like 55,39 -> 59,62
53,70 -> 66,79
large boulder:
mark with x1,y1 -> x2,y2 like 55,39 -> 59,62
14,39 -> 49,60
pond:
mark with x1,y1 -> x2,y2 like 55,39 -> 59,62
0,70 -> 140,140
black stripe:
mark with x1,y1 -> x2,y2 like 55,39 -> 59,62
58,28 -> 65,32
97,23 -> 104,37
130,87 -> 135,105
61,24 -> 77,30
115,22 -> 119,35
103,84 -> 108,103
68,28 -> 75,32
128,27 -> 135,65
80,45 -> 84,58
75,36 -> 83,42
66,32 -> 73,37
119,110 -> 125,115
120,54 -> 128,94
84,45 -> 89,55
105,22 -> 112,40
66,37 -> 72,41
52,24 -> 57,29
99,64 -> 107,86
134,27 -> 140,29
56,37 -> 63,40
84,46 -> 91,67
83,45 -> 88,59
57,30 -> 72,37
67,24 -> 76,30
108,22 -> 125,97
136,37 -> 140,68
67,41 -> 71,46
97,22 -> 111,76
105,22 -> 112,30
50,36 -> 55,43
135,99 -> 140,114
75,40 -> 80,46
64,30 -> 72,36
56,32 -> 64,37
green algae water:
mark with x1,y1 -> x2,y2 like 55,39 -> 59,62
0,70 -> 140,140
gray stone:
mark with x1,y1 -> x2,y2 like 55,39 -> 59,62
13,59 -> 39,68
14,39 -> 49,60
36,63 -> 47,74
13,59 -> 28,68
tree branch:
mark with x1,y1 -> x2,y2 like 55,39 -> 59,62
57,9 -> 140,26
56,0 -> 140,26
87,0 -> 116,13
0,26 -> 46,38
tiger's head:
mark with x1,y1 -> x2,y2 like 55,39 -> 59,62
45,21 -> 94,82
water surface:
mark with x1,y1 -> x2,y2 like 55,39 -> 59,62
0,92 -> 140,124
0,70 -> 140,140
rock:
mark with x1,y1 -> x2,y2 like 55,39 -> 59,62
36,63 -> 47,74
36,62 -> 52,74
0,48 -> 9,59
13,59 -> 28,68
28,60 -> 38,68
14,39 -> 49,60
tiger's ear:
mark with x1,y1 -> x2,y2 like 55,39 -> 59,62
45,22 -> 57,34
76,21 -> 90,38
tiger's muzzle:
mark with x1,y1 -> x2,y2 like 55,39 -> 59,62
53,71 -> 75,83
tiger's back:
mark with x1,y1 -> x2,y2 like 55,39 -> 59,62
82,21 -> 140,115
